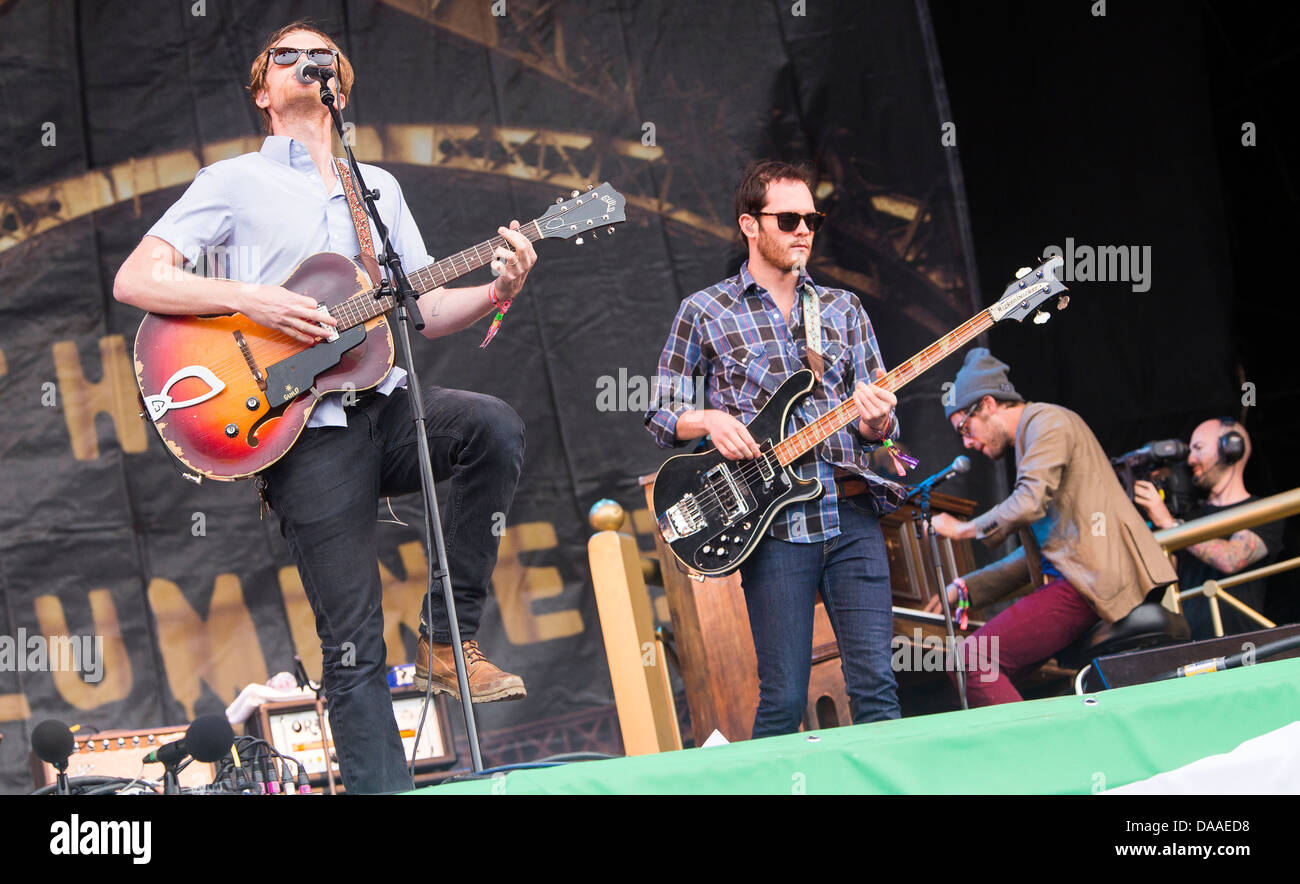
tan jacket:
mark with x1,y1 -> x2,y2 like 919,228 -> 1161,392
962,403 -> 1176,623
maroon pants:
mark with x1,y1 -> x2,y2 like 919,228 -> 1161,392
955,577 -> 1099,706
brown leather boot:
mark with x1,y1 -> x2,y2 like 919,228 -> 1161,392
414,638 -> 526,703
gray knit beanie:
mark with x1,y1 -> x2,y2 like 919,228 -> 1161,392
944,348 -> 1023,419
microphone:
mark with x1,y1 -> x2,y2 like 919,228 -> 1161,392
907,455 -> 971,498
32,720 -> 75,770
143,714 -> 234,766
295,58 -> 336,85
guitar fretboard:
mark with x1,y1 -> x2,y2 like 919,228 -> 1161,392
772,308 -> 997,466
327,219 -> 544,330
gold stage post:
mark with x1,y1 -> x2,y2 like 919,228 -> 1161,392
587,500 -> 682,756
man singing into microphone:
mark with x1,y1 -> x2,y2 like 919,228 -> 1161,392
645,161 -> 905,737
925,349 -> 1176,705
114,21 -> 535,792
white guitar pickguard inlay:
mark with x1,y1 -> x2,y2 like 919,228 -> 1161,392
145,365 -> 226,422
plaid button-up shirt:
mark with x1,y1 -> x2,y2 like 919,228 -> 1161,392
645,262 -> 906,542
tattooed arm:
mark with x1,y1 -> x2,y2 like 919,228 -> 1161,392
1185,529 -> 1269,573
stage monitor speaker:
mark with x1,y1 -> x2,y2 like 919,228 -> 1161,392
31,725 -> 218,790
247,687 -> 457,792
1090,624 -> 1300,690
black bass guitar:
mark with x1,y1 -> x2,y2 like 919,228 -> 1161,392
653,256 -> 1069,576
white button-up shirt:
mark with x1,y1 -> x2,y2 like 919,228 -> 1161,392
147,135 -> 434,426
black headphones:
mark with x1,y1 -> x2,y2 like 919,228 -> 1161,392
1216,417 -> 1246,466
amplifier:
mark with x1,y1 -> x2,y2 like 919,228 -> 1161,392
1091,623 -> 1300,690
31,726 -> 218,789
248,687 -> 456,792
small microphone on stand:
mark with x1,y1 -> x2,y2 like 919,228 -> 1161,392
143,714 -> 234,766
32,720 -> 75,795
906,455 -> 971,499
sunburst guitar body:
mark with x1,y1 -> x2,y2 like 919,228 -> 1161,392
133,182 -> 628,480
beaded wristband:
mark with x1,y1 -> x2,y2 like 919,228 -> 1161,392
480,281 -> 513,349
953,577 -> 970,630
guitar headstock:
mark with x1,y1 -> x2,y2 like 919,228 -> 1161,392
988,256 -> 1070,324
535,182 -> 627,244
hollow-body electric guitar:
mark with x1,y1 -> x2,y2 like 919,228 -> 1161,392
134,182 -> 626,481
653,256 -> 1069,576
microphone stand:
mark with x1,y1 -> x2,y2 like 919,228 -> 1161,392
316,75 -> 484,774
54,761 -> 71,796
161,762 -> 182,796
907,479 -> 969,710
293,655 -> 336,795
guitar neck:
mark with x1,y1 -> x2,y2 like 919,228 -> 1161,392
329,219 -> 544,329
773,308 -> 997,466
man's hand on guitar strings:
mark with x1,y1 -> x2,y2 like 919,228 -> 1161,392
704,410 -> 763,461
241,284 -> 337,344
852,368 -> 897,437
491,220 -> 538,300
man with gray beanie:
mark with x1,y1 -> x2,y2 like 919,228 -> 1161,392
923,348 -> 1175,705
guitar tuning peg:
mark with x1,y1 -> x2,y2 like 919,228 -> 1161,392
556,197 -> 564,204
586,184 -> 594,191
575,236 -> 584,245
1033,309 -> 1050,325
606,226 -> 615,234
1014,266 -> 1033,279
1056,295 -> 1070,310
571,190 -> 580,197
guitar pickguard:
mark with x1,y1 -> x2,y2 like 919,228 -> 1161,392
262,325 -> 366,407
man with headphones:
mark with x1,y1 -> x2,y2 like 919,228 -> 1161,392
1135,418 -> 1285,639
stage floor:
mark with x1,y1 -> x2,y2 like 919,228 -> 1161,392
416,657 -> 1300,795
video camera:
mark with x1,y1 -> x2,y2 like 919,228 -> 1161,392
1110,439 -> 1197,521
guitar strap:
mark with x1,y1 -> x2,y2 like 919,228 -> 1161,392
334,158 -> 383,287
802,276 -> 915,476
798,280 -> 827,382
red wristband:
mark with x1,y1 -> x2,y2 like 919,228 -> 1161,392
488,280 -> 511,309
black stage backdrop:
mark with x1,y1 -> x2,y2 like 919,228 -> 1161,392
928,0 -> 1300,627
0,0 -> 989,791
0,0 -> 1294,793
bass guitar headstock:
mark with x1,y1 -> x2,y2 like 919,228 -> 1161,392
988,255 -> 1069,325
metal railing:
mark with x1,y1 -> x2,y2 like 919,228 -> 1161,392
1152,487 -> 1300,637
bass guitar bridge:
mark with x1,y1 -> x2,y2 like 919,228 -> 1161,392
657,492 -> 704,543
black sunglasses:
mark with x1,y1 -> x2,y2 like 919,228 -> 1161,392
757,211 -> 826,233
269,47 -> 338,67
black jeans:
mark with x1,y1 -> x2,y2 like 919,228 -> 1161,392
263,385 -> 525,793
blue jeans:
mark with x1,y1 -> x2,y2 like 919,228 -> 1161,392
738,496 -> 900,738
263,385 -> 525,793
